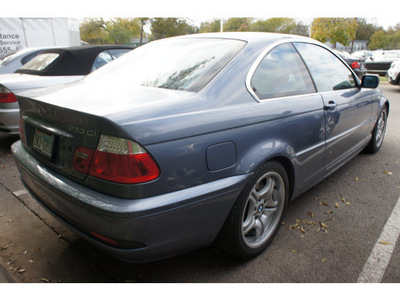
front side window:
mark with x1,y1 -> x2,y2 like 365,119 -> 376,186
250,43 -> 315,99
294,43 -> 356,92
85,38 -> 246,92
19,53 -> 59,71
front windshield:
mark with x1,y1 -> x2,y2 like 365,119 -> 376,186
85,37 -> 246,92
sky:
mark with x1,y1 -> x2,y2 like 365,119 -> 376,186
3,0 -> 399,30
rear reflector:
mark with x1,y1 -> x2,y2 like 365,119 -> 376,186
73,135 -> 160,184
90,231 -> 118,246
0,85 -> 17,103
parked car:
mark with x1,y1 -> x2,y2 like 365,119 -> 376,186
0,47 -> 56,74
351,50 -> 373,60
388,60 -> 400,87
12,33 -> 389,263
365,50 -> 400,76
334,50 -> 367,78
0,45 -> 133,134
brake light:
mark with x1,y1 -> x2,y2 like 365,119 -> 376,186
0,85 -> 17,103
73,135 -> 160,184
351,61 -> 361,69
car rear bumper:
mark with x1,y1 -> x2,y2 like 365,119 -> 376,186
12,140 -> 249,262
0,107 -> 19,134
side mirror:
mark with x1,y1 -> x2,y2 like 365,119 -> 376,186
361,75 -> 380,89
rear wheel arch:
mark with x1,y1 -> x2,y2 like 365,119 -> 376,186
268,156 -> 295,201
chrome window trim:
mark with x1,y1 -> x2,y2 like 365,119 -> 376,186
245,39 -> 360,102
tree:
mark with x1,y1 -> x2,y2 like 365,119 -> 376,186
369,25 -> 400,50
199,19 -> 221,33
249,18 -> 309,36
311,18 -> 358,47
80,18 -> 143,45
138,18 -> 149,44
80,18 -> 108,44
104,18 -> 141,45
223,18 -> 252,32
149,18 -> 198,40
355,19 -> 381,42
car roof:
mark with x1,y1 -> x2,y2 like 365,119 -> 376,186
171,32 -> 313,45
16,45 -> 134,76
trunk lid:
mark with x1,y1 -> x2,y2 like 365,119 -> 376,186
18,95 -> 102,180
17,81 -> 195,181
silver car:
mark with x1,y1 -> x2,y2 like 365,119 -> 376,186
0,45 -> 133,134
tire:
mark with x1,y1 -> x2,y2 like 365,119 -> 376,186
216,161 -> 289,259
364,106 -> 388,154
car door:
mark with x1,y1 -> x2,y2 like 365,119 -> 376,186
249,42 -> 326,190
293,43 -> 372,171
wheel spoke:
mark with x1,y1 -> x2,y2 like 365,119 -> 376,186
243,216 -> 256,235
252,177 -> 274,203
254,218 -> 263,239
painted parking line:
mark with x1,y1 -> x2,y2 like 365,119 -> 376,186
357,196 -> 400,283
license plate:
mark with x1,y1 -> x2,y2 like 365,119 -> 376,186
32,129 -> 54,158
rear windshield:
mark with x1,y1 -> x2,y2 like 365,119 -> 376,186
84,38 -> 246,92
19,53 -> 59,71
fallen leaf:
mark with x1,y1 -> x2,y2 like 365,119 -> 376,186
379,241 -> 391,245
384,171 -> 393,175
290,250 -> 296,253
335,203 -> 339,208
321,257 -> 327,263
355,177 -> 359,181
41,278 -> 50,283
307,212 -> 314,217
320,201 -> 329,206
18,269 -> 25,273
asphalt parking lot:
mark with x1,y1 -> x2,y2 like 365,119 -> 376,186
0,82 -> 399,283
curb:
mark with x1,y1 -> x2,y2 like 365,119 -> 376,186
0,262 -> 15,283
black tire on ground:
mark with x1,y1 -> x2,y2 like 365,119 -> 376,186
216,160 -> 289,259
364,106 -> 388,154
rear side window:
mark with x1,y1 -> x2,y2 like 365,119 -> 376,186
91,51 -> 113,72
294,43 -> 357,92
107,49 -> 131,59
250,43 -> 315,99
19,53 -> 59,71
21,51 -> 41,65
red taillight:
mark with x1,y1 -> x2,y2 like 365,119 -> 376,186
0,85 -> 17,103
351,61 -> 361,69
73,135 -> 160,184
